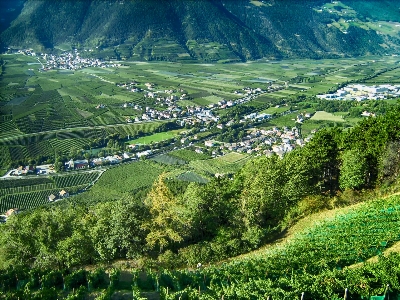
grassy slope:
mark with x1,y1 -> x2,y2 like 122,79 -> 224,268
235,190 -> 400,265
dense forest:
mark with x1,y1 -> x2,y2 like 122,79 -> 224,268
0,104 -> 399,298
1,0 -> 400,61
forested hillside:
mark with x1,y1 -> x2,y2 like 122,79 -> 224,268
0,104 -> 399,298
1,0 -> 400,61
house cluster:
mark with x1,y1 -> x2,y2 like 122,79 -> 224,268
178,107 -> 220,126
132,100 -> 220,125
7,164 -> 56,177
243,112 -> 272,121
16,49 -> 37,56
204,126 -> 311,158
140,105 -> 185,121
65,159 -> 90,169
48,189 -> 69,202
234,87 -> 265,95
0,190 -> 70,220
115,79 -> 281,126
294,112 -> 313,123
116,81 -> 142,93
0,208 -> 20,222
91,154 -> 126,166
9,165 -> 35,176
65,154 -> 134,168
36,49 -> 121,71
206,85 -> 283,110
317,84 -> 400,101
234,85 -> 283,96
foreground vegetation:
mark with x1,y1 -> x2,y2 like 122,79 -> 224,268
0,104 -> 399,298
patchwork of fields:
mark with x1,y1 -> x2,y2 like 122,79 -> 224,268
1,53 -> 400,211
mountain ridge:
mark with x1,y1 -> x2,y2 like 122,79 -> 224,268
1,0 -> 400,61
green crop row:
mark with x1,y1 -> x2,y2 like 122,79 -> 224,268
53,172 -> 100,188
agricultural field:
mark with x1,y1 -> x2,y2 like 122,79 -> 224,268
241,194 -> 400,267
260,105 -> 291,115
0,121 -> 164,169
168,149 -> 211,162
189,153 -> 251,177
79,161 -> 165,203
310,111 -> 346,122
176,171 -> 208,183
152,151 -> 247,183
0,171 -> 103,213
365,68 -> 400,83
1,53 -> 400,210
151,154 -> 186,165
126,129 -> 184,145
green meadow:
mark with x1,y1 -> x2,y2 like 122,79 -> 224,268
126,129 -> 184,145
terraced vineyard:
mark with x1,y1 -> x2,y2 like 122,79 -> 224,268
131,194 -> 400,299
0,121 -> 165,168
0,171 -> 103,213
0,189 -> 60,212
53,172 -> 101,188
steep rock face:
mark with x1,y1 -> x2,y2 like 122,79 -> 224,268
1,0 -> 400,61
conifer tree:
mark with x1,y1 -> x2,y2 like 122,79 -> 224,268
142,173 -> 187,252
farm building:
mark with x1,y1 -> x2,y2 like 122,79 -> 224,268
65,159 -> 89,169
59,190 -> 69,198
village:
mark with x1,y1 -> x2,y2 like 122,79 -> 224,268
201,112 -> 313,158
317,83 -> 400,101
0,117 -> 311,222
2,49 -> 313,183
115,81 -> 283,126
2,107 -> 313,181
15,48 -> 121,70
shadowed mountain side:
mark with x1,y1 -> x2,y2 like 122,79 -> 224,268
1,0 -> 400,61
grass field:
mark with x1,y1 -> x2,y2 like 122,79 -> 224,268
215,152 -> 248,163
189,153 -> 251,176
126,129 -> 184,145
80,161 -> 165,203
261,106 -> 291,114
311,111 -> 346,122
168,149 -> 211,161
151,154 -> 186,165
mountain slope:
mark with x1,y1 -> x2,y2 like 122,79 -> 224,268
1,0 -> 400,61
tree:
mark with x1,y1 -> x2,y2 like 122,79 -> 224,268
302,128 -> 342,193
339,149 -> 368,190
57,230 -> 93,268
89,197 -> 148,261
182,179 -> 233,242
379,141 -> 400,184
142,174 -> 188,252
